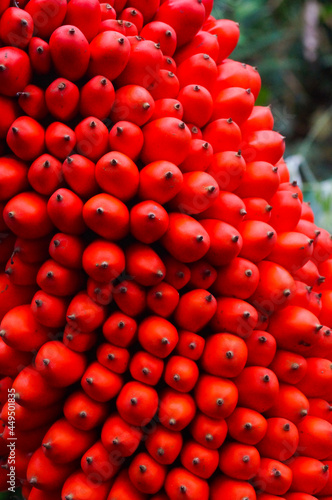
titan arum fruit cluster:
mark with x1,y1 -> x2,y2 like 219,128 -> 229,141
0,0 -> 332,499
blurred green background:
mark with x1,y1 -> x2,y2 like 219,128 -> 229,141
213,0 -> 332,230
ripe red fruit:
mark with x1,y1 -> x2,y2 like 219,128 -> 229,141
219,442 -> 260,480
195,374 -> 238,419
97,342 -> 129,374
174,289 -> 217,332
175,30 -> 219,65
0,47 -> 32,97
47,188 -> 85,235
169,171 -> 219,215
234,366 -> 279,413
190,412 -> 227,450
269,350 -> 307,384
238,220 -> 277,262
181,440 -> 219,479
0,338 -> 32,377
63,390 -> 108,431
161,213 -> 210,263
95,151 -> 140,202
115,38 -> 163,89
75,116 -> 109,163
155,0 -> 205,47
49,233 -> 85,270
64,0 -> 101,42
45,122 -> 76,160
0,156 -> 29,201
158,388 -> 196,431
126,243 -> 166,286
81,361 -> 123,403
138,316 -> 178,359
35,341 -> 87,387
7,116 -> 45,161
210,476 -> 256,500
200,333 -> 248,378
67,291 -> 107,333
109,121 -> 144,160
129,452 -> 167,494
0,304 -> 50,352
252,458 -> 292,496
256,417 -> 299,461
28,37 -> 51,75
130,351 -> 164,386
145,425 -> 183,465
164,355 -> 199,392
112,280 -> 147,317
163,254 -> 191,290
139,160 -> 183,204
210,297 -> 258,338
83,193 -> 129,241
179,139 -> 213,173
45,78 -> 79,122
89,31 -> 131,81
140,21 -> 177,56
0,7 -> 33,48
227,406 -> 267,445
287,456 -> 329,495
25,0 -> 67,40
164,467 -> 209,500
102,312 -> 137,348
111,85 -> 155,126
268,305 -> 321,355
4,192 -> 53,239
213,257 -> 259,299
243,130 -> 286,164
80,76 -> 115,120
108,468 -> 147,500
146,282 -> 179,318
28,154 -> 63,196
130,201 -> 169,244
49,25 -> 90,81
101,412 -> 142,457
12,365 -> 64,409
81,440 -> 121,481
200,219 -> 242,266
17,84 -> 47,120
141,118 -> 192,165
62,470 -> 113,500
27,447 -> 76,491
265,383 -> 309,424
62,155 -> 99,199
203,120 -> 242,155
215,60 -> 262,101
116,381 -> 158,426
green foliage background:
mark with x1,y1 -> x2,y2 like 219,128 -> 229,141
212,0 -> 332,229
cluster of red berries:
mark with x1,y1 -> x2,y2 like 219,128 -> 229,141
0,0 -> 332,499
